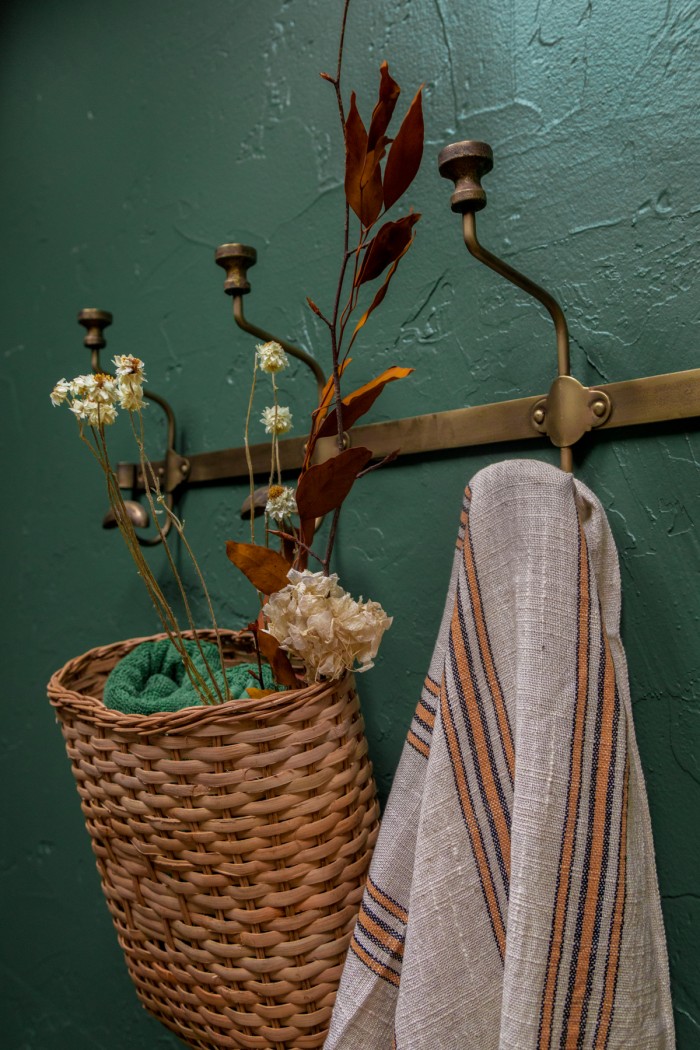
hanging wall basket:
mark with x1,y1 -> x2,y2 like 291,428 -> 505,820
47,630 -> 380,1050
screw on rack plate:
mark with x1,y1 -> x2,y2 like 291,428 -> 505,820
214,243 -> 257,295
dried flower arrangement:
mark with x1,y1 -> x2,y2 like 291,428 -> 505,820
50,0 -> 424,699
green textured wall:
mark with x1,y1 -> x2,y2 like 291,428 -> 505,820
2,0 -> 699,1045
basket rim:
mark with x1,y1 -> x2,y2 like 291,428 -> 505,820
47,628 -> 351,735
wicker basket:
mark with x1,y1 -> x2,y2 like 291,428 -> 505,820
47,630 -> 380,1050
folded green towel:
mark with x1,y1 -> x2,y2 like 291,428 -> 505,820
103,638 -> 277,714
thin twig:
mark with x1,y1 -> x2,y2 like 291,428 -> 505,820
323,506 -> 342,575
243,343 -> 258,543
356,450 -> 399,478
269,529 -> 325,566
151,484 -> 234,703
130,415 -> 225,703
306,0 -> 353,569
90,424 -> 218,704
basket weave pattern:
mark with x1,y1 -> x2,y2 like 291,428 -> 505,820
48,631 -> 380,1049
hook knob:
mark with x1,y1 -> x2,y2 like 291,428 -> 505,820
215,243 -> 257,295
437,140 -> 493,213
78,308 -> 113,350
102,501 -> 150,531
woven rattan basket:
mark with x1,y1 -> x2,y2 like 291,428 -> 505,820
47,630 -> 380,1050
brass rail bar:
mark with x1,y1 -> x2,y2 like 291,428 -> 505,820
116,367 -> 700,491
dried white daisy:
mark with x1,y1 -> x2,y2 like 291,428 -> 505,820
261,405 -> 293,435
113,354 -> 146,383
265,485 -> 297,522
70,398 -> 118,426
70,373 -> 98,399
50,379 -> 71,407
256,340 -> 289,374
119,385 -> 147,412
85,373 -> 119,404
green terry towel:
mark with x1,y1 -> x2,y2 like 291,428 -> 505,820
103,638 -> 277,715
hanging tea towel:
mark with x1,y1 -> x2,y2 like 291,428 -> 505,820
325,459 -> 675,1050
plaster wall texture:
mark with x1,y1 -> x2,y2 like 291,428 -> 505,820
1,0 -> 698,1046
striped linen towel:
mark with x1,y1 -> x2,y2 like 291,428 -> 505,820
324,459 -> 675,1049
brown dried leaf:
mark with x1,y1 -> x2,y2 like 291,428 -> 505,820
367,61 -> 400,150
303,358 -> 352,469
257,630 -> 299,688
344,92 -> 368,222
358,137 -> 388,228
281,530 -> 297,565
225,541 -> 291,596
348,239 -> 414,349
316,366 -> 414,439
246,687 -> 277,699
356,212 -> 421,287
296,446 -> 373,522
383,86 -> 424,211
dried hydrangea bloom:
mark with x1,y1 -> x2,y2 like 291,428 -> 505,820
256,340 -> 289,374
261,405 -> 293,435
265,485 -> 297,522
265,569 -> 392,682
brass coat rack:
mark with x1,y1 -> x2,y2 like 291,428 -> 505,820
76,141 -> 700,542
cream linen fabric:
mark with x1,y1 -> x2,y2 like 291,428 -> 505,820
325,460 -> 674,1050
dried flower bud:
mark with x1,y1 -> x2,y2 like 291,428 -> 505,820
261,405 -> 293,435
256,340 -> 289,374
265,486 -> 297,522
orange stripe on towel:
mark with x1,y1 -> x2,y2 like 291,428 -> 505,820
358,908 -> 405,960
450,601 -> 511,882
441,675 -> 506,959
564,638 -> 618,1047
407,730 -> 430,758
423,675 -> 441,699
594,756 -> 629,1048
538,528 -> 591,1050
350,940 -> 401,987
462,509 -> 515,779
367,878 -> 409,925
415,699 -> 436,729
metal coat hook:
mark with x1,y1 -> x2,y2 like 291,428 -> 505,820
215,243 -> 327,399
437,140 -> 612,473
77,308 -> 189,546
93,142 -> 699,520
213,243 -> 327,518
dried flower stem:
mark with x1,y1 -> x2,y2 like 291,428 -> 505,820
82,424 -> 219,704
243,348 -> 259,544
327,0 -> 353,455
324,506 -> 342,575
131,412 -> 231,703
